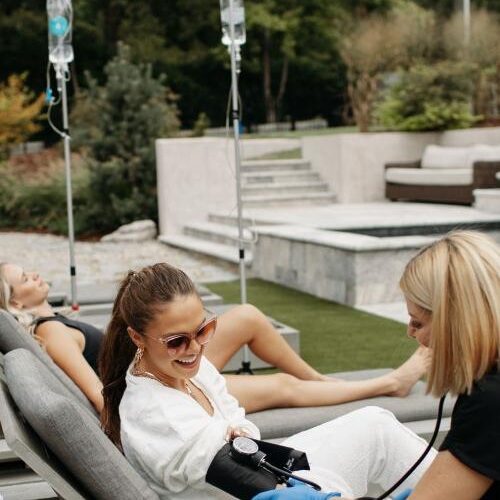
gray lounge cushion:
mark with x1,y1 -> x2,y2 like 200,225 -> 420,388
0,310 -> 96,415
5,349 -> 159,500
248,369 -> 455,439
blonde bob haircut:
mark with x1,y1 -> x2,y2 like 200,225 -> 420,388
400,230 -> 499,397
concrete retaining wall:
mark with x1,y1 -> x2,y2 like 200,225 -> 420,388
301,127 -> 500,203
251,225 -> 434,306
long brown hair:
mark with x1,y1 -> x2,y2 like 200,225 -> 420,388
99,263 -> 197,447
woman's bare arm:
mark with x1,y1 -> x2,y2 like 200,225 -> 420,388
36,321 -> 104,412
410,451 -> 493,499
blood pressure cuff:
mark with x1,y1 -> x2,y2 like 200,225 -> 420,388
206,439 -> 310,500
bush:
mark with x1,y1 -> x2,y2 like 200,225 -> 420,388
72,42 -> 179,233
0,159 -> 91,235
0,73 -> 44,156
375,62 -> 479,131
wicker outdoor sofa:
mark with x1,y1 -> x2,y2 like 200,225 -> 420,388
385,145 -> 500,205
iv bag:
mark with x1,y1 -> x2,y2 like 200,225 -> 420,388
47,0 -> 74,64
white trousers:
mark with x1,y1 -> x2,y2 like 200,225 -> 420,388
281,406 -> 437,498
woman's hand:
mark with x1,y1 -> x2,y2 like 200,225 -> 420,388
225,425 -> 252,441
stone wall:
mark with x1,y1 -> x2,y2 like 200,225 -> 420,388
251,225 -> 435,306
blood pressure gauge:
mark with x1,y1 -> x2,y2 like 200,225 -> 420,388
231,437 -> 266,467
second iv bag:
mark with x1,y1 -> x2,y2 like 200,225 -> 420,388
220,0 -> 246,46
47,0 -> 74,65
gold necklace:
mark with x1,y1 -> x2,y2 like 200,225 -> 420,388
132,363 -> 194,399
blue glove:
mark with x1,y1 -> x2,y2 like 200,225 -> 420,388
252,479 -> 341,500
393,488 -> 413,500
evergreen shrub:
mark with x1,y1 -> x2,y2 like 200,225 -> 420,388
376,62 -> 479,131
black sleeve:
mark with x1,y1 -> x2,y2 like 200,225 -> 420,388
440,372 -> 500,481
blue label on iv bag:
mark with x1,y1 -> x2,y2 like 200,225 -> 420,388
49,16 -> 68,37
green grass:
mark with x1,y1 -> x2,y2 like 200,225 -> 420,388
242,125 -> 358,139
207,279 -> 414,374
248,148 -> 302,161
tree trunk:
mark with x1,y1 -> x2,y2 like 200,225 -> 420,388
348,71 -> 378,133
262,29 -> 276,123
276,54 -> 289,121
104,0 -> 124,56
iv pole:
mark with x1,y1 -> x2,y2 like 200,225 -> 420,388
55,62 -> 78,310
47,0 -> 78,310
226,0 -> 252,374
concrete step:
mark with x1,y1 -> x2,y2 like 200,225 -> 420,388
474,188 -> 500,213
242,181 -> 330,197
242,192 -> 336,207
241,159 -> 311,173
184,222 -> 255,249
208,212 -> 266,227
159,234 -> 253,265
242,170 -> 320,185
0,468 -> 56,499
207,304 -> 300,372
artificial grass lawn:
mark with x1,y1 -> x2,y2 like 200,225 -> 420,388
207,279 -> 415,374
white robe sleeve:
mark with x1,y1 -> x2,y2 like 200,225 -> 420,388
201,358 -> 260,439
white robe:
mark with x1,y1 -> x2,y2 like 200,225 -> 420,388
120,356 -> 259,499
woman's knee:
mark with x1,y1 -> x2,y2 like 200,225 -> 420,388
272,373 -> 302,406
231,304 -> 267,332
346,406 -> 398,428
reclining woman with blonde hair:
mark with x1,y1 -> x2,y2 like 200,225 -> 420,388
0,262 -> 427,414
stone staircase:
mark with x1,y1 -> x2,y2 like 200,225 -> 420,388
160,156 -> 335,264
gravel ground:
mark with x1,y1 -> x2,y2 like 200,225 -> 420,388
0,232 -> 237,289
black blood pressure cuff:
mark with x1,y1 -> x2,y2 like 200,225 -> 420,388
206,439 -> 310,500
206,443 -> 277,499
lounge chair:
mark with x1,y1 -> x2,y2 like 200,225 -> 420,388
1,348 -> 159,500
385,145 -> 500,204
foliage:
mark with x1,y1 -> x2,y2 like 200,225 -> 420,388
0,73 -> 44,152
340,3 -> 437,131
192,112 -> 210,137
443,9 -> 500,118
73,43 -> 179,233
376,62 -> 479,131
0,158 -> 91,234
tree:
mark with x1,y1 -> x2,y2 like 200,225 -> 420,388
340,3 -> 436,131
75,43 -> 179,232
0,73 -> 44,151
443,9 -> 500,118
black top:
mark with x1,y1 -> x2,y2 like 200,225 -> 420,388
440,365 -> 500,499
34,314 -> 103,373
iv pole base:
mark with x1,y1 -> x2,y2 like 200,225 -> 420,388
236,361 -> 254,375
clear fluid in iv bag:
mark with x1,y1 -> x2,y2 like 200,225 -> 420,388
47,0 -> 74,64
220,0 -> 246,46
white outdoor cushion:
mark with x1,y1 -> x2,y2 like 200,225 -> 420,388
466,144 -> 500,168
421,145 -> 471,169
385,167 -> 472,186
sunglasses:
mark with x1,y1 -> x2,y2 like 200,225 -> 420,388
142,315 -> 217,357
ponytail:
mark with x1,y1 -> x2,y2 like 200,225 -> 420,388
99,272 -> 137,447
